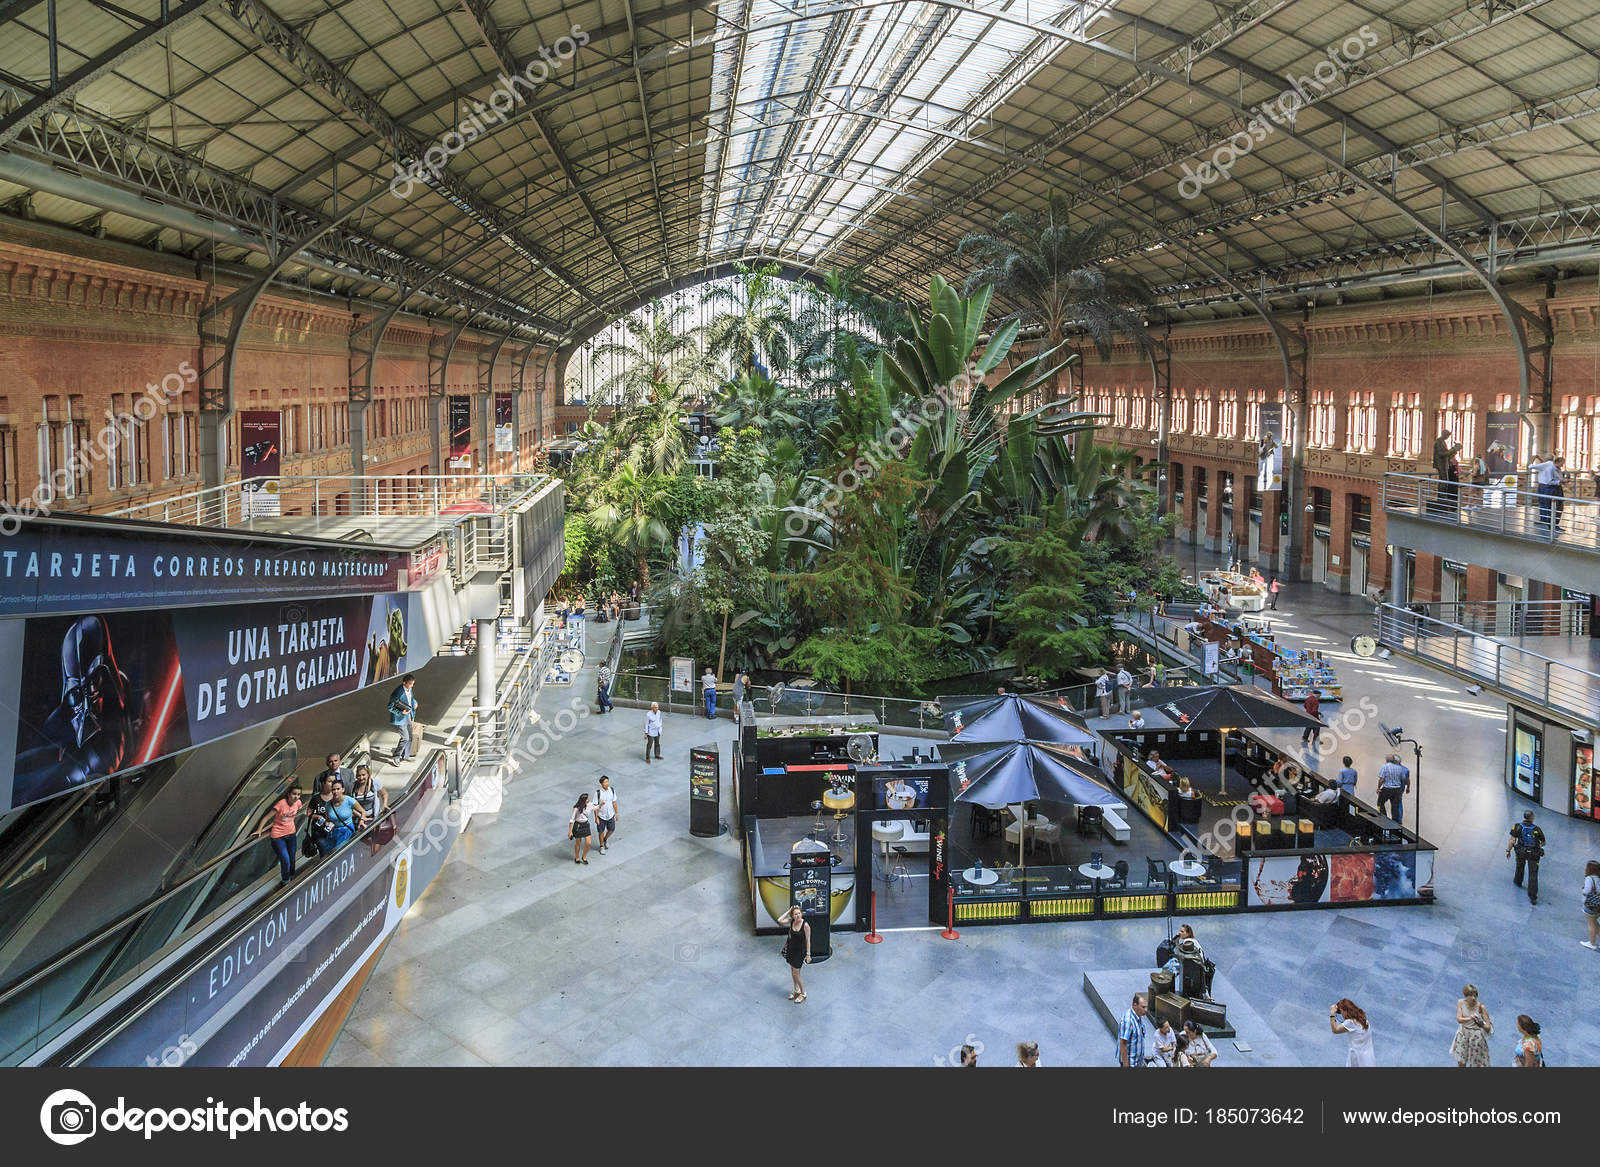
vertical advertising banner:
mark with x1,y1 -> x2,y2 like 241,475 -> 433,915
448,395 -> 472,469
1257,402 -> 1284,491
239,411 -> 282,518
493,391 -> 514,453
1483,412 -> 1522,503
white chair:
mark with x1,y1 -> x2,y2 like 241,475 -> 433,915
1002,805 -> 1030,850
1030,817 -> 1064,863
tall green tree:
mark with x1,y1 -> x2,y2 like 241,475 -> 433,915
701,261 -> 796,377
585,460 -> 677,591
957,193 -> 1153,401
587,299 -> 713,409
995,501 -> 1104,682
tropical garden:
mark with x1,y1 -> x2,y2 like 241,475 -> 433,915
554,198 -> 1199,696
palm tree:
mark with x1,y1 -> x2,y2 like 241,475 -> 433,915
586,460 -> 676,591
588,299 -> 713,409
701,261 -> 796,377
791,267 -> 907,395
610,377 -> 700,476
714,368 -> 807,434
956,193 -> 1153,402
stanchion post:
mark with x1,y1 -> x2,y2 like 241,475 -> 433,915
864,890 -> 883,943
940,886 -> 960,940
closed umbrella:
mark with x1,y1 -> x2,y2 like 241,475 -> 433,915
944,740 -> 1123,867
942,693 -> 1100,748
1143,684 -> 1322,793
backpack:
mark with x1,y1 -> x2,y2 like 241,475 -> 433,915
1514,823 -> 1542,856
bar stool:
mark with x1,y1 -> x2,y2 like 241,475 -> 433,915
890,845 -> 910,889
811,800 -> 825,836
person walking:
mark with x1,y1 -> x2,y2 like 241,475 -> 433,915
1513,1015 -> 1545,1066
1583,859 -> 1600,950
1095,670 -> 1113,719
1015,1041 -> 1042,1067
388,674 -> 419,764
1300,689 -> 1322,746
254,780 -> 303,884
593,775 -> 618,853
568,793 -> 593,864
1117,993 -> 1149,1067
1505,809 -> 1546,904
1376,753 -> 1409,822
596,662 -> 614,714
643,702 -> 663,763
1116,666 -> 1134,716
1268,577 -> 1281,609
776,904 -> 810,1003
1337,756 -> 1358,797
702,667 -> 718,719
1330,998 -> 1376,1066
1449,984 -> 1493,1067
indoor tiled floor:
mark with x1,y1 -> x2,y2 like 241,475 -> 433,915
327,567 -> 1600,1068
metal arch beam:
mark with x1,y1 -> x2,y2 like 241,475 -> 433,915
742,0 -> 1545,411
476,329 -> 514,470
458,0 -> 641,296
197,178 -> 396,496
225,0 -> 599,313
271,0 -> 715,201
621,0 -> 674,270
0,0 -> 224,149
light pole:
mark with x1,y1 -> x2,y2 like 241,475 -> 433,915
1382,723 -> 1423,839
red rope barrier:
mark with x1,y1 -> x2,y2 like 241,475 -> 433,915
940,886 -> 960,940
864,890 -> 883,943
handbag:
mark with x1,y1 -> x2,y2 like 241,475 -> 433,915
301,833 -> 321,859
1584,881 -> 1600,915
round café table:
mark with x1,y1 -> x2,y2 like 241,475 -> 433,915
962,867 -> 999,886
1169,859 -> 1208,878
1079,862 -> 1115,881
871,820 -> 905,878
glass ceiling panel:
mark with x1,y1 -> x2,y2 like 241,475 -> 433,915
700,0 -> 1123,265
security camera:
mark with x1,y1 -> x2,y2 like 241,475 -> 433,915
1464,684 -> 1482,696
1380,723 -> 1403,747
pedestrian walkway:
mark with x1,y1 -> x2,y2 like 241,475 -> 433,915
326,562 -> 1600,1067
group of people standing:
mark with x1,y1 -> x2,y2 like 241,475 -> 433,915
567,776 -> 619,864
253,749 -> 393,885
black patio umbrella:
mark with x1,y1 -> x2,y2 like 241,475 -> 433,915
943,740 -> 1124,866
942,693 -> 1100,748
1144,684 -> 1323,793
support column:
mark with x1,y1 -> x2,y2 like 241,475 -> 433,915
1327,491 -> 1352,593
1413,553 -> 1443,603
1204,469 -> 1225,552
1179,464 -> 1198,544
1231,483 -> 1250,565
1389,545 -> 1409,606
1282,322 -> 1310,581
477,617 -> 497,710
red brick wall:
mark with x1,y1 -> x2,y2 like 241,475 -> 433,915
0,238 -> 553,517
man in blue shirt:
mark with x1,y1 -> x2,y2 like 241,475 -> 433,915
1337,756 -> 1359,797
1376,753 -> 1409,822
388,674 -> 419,763
1118,993 -> 1150,1067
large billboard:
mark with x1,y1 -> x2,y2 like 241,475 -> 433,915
1,586 -> 446,811
0,519 -> 405,617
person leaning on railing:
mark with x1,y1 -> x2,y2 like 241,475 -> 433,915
253,778 -> 304,885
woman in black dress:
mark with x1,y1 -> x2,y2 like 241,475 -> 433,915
777,905 -> 810,1003
568,793 -> 593,864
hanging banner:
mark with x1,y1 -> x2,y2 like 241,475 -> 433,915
493,392 -> 514,453
0,518 -> 405,617
448,395 -> 472,469
1257,402 -> 1284,491
239,410 -> 282,518
2,587 -> 443,812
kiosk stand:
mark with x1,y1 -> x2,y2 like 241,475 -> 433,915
689,744 -> 725,837
789,837 -> 833,962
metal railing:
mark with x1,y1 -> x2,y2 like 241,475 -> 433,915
99,472 -> 553,541
1397,599 -> 1590,639
1383,471 -> 1600,552
1374,603 -> 1600,724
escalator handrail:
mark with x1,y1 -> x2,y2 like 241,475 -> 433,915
156,736 -> 295,891
0,733 -> 375,1012
58,748 -> 449,1066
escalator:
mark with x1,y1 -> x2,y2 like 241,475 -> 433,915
0,728 -> 372,1063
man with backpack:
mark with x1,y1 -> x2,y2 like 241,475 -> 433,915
597,662 -> 614,714
1505,810 -> 1546,905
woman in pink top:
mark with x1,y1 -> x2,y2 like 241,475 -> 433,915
255,780 -> 303,884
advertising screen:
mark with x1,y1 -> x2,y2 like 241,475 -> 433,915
1575,744 -> 1596,821
1512,724 -> 1542,799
